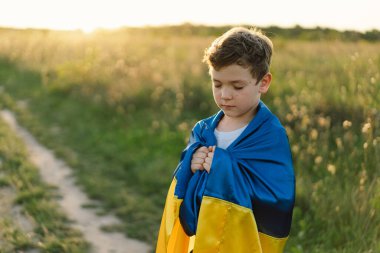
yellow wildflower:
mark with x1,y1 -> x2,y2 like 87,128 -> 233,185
310,129 -> 318,140
327,164 -> 336,175
362,123 -> 371,134
342,120 -> 352,129
292,145 -> 300,154
314,156 -> 323,165
177,122 -> 188,132
335,138 -> 343,149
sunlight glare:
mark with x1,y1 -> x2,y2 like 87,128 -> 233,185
0,0 -> 379,32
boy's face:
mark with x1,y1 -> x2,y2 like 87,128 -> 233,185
210,64 -> 271,122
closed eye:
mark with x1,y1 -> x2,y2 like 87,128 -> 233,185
213,82 -> 222,88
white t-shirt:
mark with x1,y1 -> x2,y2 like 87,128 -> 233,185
214,124 -> 248,149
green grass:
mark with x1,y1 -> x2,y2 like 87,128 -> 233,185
0,27 -> 379,252
0,112 -> 89,252
0,57 -> 192,242
0,218 -> 35,252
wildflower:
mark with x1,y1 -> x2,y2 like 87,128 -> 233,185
362,123 -> 371,134
359,170 -> 367,186
359,170 -> 367,192
300,106 -> 307,116
335,138 -> 343,149
327,164 -> 336,175
318,117 -> 326,127
292,145 -> 300,154
342,120 -> 352,129
290,104 -> 298,116
301,115 -> 310,129
314,156 -> 323,165
310,129 -> 318,140
177,122 -> 188,132
307,145 -> 316,155
363,142 -> 368,149
318,116 -> 331,128
284,126 -> 293,137
286,113 -> 293,122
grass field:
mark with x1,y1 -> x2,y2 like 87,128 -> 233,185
0,26 -> 379,252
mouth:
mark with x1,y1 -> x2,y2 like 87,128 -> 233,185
221,105 -> 235,109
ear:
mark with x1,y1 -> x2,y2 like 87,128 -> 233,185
259,73 -> 272,94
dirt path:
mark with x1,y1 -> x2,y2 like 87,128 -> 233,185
0,109 -> 152,253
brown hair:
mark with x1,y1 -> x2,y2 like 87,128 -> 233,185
203,27 -> 273,82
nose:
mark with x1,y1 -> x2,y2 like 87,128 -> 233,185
220,87 -> 232,100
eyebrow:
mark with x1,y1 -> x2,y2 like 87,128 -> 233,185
212,78 -> 247,84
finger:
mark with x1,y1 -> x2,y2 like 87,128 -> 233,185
208,146 -> 213,152
192,157 -> 205,164
212,145 -> 216,152
191,163 -> 204,173
205,157 -> 212,164
198,146 -> 209,153
193,152 -> 207,159
207,152 -> 214,158
205,157 -> 214,167
191,162 -> 204,169
203,162 -> 210,173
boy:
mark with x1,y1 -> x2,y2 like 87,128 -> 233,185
156,27 -> 295,253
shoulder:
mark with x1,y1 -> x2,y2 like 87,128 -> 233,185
260,102 -> 288,137
267,115 -> 291,148
268,114 -> 286,133
191,112 -> 220,132
185,112 -> 220,144
256,104 -> 292,155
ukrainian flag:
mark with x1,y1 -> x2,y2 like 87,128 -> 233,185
157,101 -> 295,253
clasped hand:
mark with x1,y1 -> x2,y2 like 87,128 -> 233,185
191,146 -> 216,173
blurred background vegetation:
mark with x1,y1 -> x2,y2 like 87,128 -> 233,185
0,24 -> 379,252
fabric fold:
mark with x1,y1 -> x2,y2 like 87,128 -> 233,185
156,101 -> 295,253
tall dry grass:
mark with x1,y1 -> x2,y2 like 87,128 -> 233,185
0,27 -> 379,252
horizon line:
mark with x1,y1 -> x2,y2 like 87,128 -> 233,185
0,22 -> 379,34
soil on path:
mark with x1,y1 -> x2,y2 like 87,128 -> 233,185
0,109 -> 152,253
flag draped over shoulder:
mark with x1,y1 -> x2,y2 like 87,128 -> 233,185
156,101 -> 295,253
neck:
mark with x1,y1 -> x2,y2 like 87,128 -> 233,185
218,106 -> 258,131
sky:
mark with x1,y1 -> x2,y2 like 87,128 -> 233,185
0,0 -> 378,33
